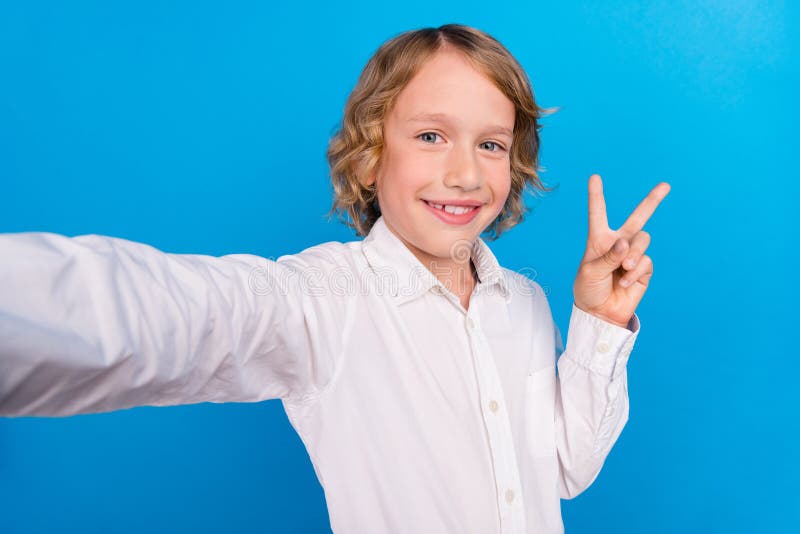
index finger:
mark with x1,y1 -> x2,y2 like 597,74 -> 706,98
588,174 -> 609,236
619,182 -> 671,235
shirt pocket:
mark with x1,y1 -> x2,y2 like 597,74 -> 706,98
524,364 -> 557,458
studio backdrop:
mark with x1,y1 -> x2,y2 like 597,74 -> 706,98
0,2 -> 796,533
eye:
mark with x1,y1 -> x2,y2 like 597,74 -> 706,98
481,141 -> 507,152
417,132 -> 441,144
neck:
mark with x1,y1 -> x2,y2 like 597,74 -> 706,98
382,219 -> 479,307
409,243 -> 479,300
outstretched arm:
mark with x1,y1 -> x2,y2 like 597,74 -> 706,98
0,231 -> 348,417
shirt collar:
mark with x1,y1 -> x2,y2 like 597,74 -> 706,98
361,215 -> 510,305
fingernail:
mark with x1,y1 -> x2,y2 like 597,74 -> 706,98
620,278 -> 631,288
624,258 -> 636,269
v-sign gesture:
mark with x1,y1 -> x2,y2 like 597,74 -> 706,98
573,174 -> 671,329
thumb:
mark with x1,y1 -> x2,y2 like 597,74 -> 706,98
589,237 -> 629,276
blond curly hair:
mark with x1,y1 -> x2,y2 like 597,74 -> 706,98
326,23 -> 558,240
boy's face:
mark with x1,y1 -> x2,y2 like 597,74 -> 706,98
368,48 -> 515,266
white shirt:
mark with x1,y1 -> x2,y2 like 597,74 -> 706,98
0,215 -> 640,533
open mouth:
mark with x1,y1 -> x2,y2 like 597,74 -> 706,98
422,199 -> 483,225
423,200 -> 478,215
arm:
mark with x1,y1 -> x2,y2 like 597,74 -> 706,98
0,231 -> 348,417
554,303 -> 640,499
553,174 -> 668,495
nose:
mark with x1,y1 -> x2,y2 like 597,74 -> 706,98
442,143 -> 482,192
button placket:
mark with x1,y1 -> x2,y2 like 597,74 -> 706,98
465,313 -> 525,533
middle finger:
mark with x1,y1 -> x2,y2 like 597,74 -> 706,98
619,182 -> 670,236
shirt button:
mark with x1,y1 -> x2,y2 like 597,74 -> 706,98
488,400 -> 499,413
466,317 -> 475,329
505,489 -> 515,503
596,341 -> 611,354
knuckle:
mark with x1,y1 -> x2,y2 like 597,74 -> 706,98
578,262 -> 594,278
629,231 -> 649,250
613,237 -> 630,254
604,249 -> 622,266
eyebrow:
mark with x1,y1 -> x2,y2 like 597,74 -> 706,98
406,112 -> 513,138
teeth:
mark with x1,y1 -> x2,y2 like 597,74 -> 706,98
426,201 -> 477,215
444,205 -> 473,215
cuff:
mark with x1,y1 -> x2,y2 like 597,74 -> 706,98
562,303 -> 640,379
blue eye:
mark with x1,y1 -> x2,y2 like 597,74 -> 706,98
418,132 -> 441,143
481,141 -> 506,152
417,132 -> 506,152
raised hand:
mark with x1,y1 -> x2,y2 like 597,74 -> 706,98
573,174 -> 671,329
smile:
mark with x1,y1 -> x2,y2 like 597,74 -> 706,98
422,199 -> 483,225
425,202 -> 476,215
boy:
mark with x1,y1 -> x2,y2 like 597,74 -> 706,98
0,24 -> 669,533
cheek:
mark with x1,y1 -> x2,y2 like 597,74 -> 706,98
492,172 -> 513,208
375,151 -> 426,214
383,149 -> 430,195
395,148 -> 431,185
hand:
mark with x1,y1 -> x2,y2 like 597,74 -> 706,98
573,174 -> 671,329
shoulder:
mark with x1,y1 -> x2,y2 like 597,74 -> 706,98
270,239 -> 369,300
276,239 -> 362,271
500,266 -> 554,318
501,267 -> 549,302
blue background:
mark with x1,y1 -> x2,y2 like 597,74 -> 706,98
1,1 -> 796,532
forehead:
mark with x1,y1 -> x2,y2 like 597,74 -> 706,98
388,49 -> 515,128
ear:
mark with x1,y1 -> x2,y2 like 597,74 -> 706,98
362,172 -> 376,187
356,158 -> 377,188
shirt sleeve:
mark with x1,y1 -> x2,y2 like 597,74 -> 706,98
554,303 -> 640,499
0,231 -> 349,417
